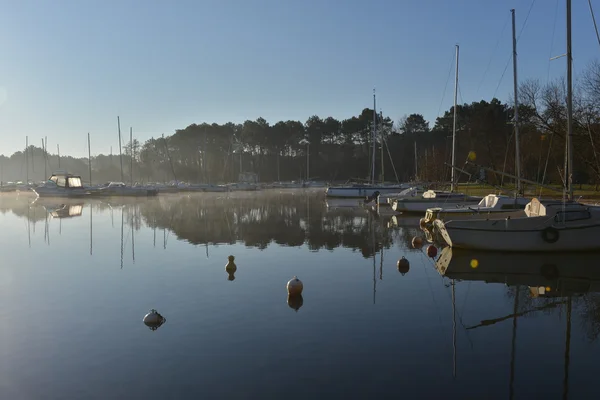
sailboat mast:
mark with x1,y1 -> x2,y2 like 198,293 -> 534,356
414,140 -> 418,180
117,116 -> 124,182
511,9 -> 522,195
380,111 -> 384,183
42,138 -> 46,179
25,136 -> 29,184
372,89 -> 377,184
57,144 -> 61,168
451,45 -> 459,193
88,133 -> 92,186
566,0 -> 574,201
130,127 -> 134,186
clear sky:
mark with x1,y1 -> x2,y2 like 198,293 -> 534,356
0,0 -> 597,157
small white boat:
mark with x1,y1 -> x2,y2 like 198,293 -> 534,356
33,172 -> 91,198
423,194 -> 529,223
436,198 -> 600,252
391,190 -> 481,213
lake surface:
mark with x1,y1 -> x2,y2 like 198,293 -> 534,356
0,190 -> 598,399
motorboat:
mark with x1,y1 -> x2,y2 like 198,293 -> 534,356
33,172 -> 91,198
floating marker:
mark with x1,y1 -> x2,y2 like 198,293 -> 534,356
287,276 -> 304,296
426,245 -> 438,258
397,257 -> 410,275
411,236 -> 423,249
143,309 -> 166,331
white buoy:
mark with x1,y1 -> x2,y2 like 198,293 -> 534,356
143,309 -> 165,330
287,276 -> 304,296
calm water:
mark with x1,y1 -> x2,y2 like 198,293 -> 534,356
0,190 -> 598,399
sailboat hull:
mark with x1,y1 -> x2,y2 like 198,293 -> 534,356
439,217 -> 600,252
392,198 -> 480,213
325,185 -> 409,198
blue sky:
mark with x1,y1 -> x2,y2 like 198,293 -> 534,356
0,0 -> 597,157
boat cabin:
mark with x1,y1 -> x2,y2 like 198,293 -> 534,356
48,173 -> 84,188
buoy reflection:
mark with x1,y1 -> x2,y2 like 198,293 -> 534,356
287,294 -> 304,312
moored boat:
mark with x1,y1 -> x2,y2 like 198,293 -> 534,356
436,198 -> 600,252
392,190 -> 481,213
33,172 -> 91,198
423,194 -> 529,224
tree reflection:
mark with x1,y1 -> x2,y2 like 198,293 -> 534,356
134,192 -> 394,256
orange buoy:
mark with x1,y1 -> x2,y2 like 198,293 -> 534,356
397,257 -> 410,275
411,236 -> 423,249
426,245 -> 438,258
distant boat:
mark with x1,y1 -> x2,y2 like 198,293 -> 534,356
91,182 -> 158,197
325,90 -> 409,199
326,183 -> 411,199
33,172 -> 91,198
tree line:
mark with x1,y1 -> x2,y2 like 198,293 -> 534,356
3,62 -> 600,187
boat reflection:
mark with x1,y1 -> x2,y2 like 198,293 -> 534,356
435,247 -> 600,297
434,246 -> 600,398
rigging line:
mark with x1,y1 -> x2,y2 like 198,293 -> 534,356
493,54 -> 513,99
517,0 -> 537,42
437,49 -> 457,118
493,0 -> 536,99
589,0 -> 600,50
476,13 -> 511,97
547,0 -> 560,83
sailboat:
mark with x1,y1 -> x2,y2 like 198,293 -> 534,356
391,45 -> 481,213
423,10 -> 529,224
325,90 -> 410,198
436,1 -> 600,252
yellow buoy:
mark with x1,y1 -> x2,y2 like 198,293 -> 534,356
468,151 -> 476,161
470,259 -> 479,269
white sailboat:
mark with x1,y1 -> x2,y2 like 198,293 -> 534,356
325,90 -> 408,198
423,193 -> 529,223
390,45 -> 480,213
424,9 -> 528,225
436,1 -> 600,252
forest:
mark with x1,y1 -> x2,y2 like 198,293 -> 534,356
3,62 -> 600,188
